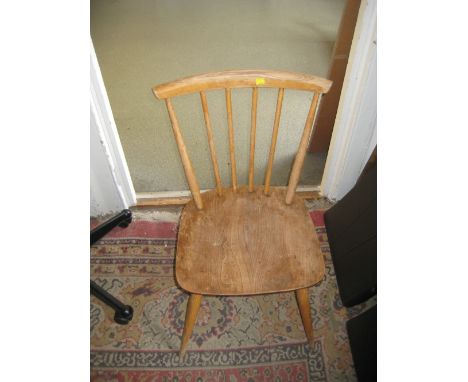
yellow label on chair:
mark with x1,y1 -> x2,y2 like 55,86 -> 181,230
256,78 -> 266,86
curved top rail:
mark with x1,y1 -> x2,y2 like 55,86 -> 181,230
152,70 -> 332,99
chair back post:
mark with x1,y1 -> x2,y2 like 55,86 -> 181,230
285,92 -> 321,204
153,70 -> 332,206
164,98 -> 203,209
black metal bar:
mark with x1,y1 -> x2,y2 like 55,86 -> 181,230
90,280 -> 134,325
91,209 -> 132,245
91,209 -> 134,325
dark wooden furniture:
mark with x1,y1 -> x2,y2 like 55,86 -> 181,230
324,158 -> 377,382
324,162 -> 376,307
347,305 -> 377,382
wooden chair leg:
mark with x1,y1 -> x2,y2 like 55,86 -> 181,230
180,293 -> 203,357
295,288 -> 314,345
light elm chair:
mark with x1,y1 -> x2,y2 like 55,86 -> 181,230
152,70 -> 332,356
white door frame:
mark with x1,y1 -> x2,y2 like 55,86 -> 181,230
91,40 -> 136,211
320,0 -> 377,201
91,0 -> 376,205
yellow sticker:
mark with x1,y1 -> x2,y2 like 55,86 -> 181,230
256,78 -> 265,86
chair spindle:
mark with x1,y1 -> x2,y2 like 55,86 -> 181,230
200,91 -> 223,196
164,98 -> 203,210
285,92 -> 321,204
225,88 -> 238,191
264,88 -> 285,195
248,87 -> 258,192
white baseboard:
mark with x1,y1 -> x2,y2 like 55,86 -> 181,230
136,184 -> 321,201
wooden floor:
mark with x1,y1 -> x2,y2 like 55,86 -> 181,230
176,186 -> 325,295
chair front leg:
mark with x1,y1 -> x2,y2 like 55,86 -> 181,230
295,288 -> 314,344
180,293 -> 203,357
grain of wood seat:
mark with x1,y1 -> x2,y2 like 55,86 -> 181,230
177,186 -> 324,295
152,70 -> 332,357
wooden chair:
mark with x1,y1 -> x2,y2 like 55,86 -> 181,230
152,70 -> 332,356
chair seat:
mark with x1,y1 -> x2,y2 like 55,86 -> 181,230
176,187 -> 325,295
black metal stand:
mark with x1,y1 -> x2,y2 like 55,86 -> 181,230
91,209 -> 134,325
90,280 -> 134,325
91,209 -> 133,245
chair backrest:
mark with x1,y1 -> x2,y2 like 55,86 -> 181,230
152,70 -> 332,210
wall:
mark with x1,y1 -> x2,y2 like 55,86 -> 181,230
90,0 -> 377,207
91,0 -> 346,193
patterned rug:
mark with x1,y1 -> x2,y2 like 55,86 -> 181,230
91,204 -> 376,381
